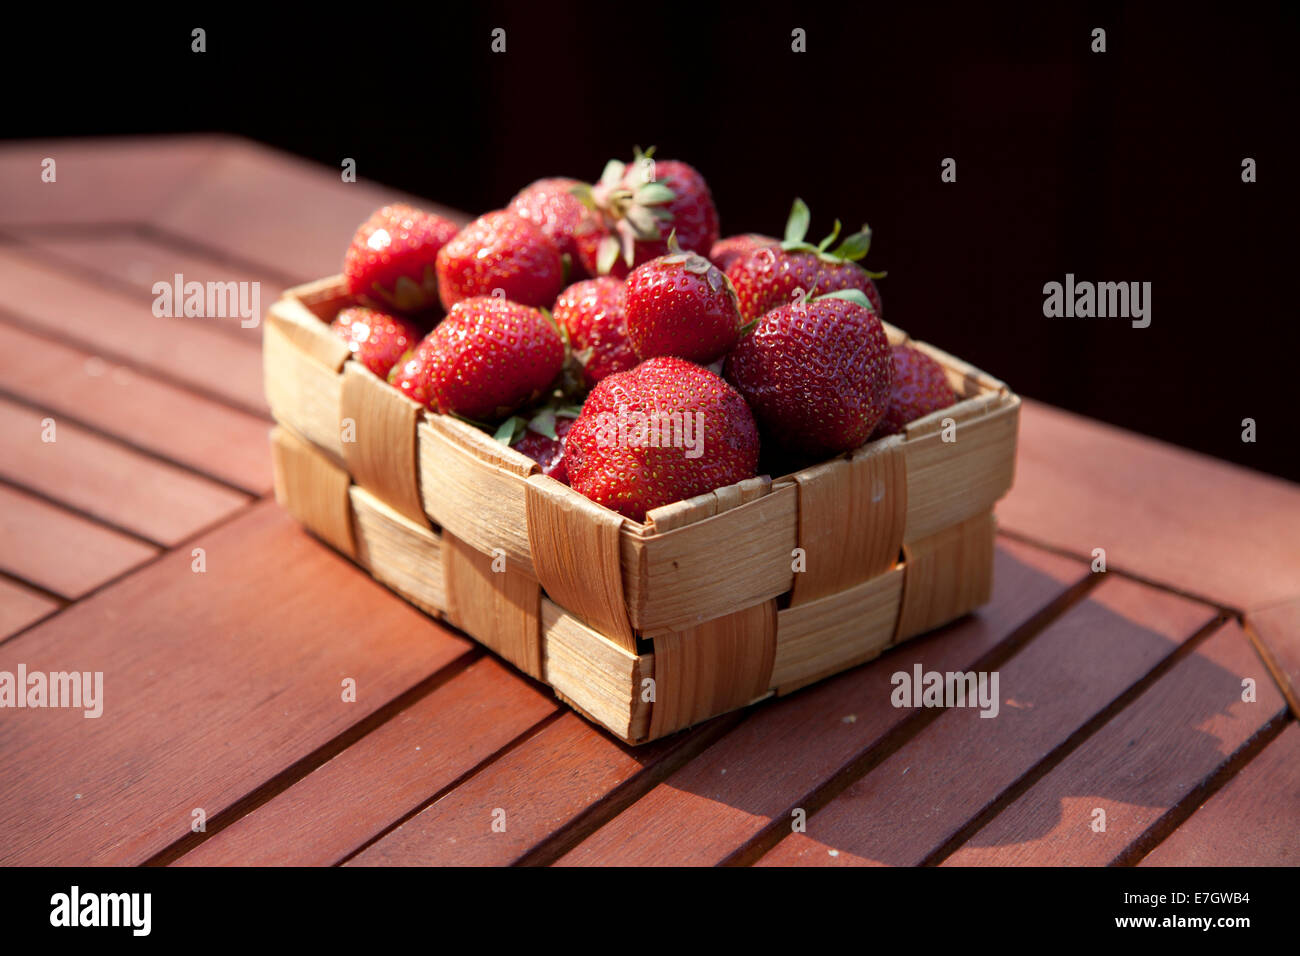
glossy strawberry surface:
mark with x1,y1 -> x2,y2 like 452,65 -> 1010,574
435,210 -> 565,310
552,277 -> 637,387
395,296 -> 564,420
874,344 -> 958,436
565,357 -> 759,521
726,246 -> 883,321
387,335 -> 441,407
344,204 -> 459,314
724,297 -> 892,457
330,306 -> 423,379
514,416 -> 575,483
509,178 -> 594,278
624,252 -> 742,364
708,233 -> 778,272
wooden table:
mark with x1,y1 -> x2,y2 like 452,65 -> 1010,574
1,136 -> 1297,868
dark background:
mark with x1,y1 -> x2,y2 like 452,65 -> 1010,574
8,2 -> 1298,480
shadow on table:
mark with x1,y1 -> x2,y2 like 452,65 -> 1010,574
601,545 -> 1243,866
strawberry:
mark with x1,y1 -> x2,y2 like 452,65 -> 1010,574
724,291 -> 892,457
726,199 -> 884,320
392,296 -> 564,420
709,233 -> 778,272
330,306 -> 423,379
388,335 -> 440,407
565,357 -> 759,522
552,277 -> 637,387
512,414 -> 576,483
344,204 -> 459,314
509,178 -> 595,279
624,247 -> 741,364
572,150 -> 719,278
874,344 -> 958,436
435,210 -> 565,310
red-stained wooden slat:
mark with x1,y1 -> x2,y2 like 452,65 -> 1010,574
0,136 -> 222,226
0,322 -> 271,494
0,483 -> 157,599
0,397 -> 249,546
0,502 -> 471,865
1245,599 -> 1300,716
175,657 -> 557,867
0,248 -> 266,415
555,539 -> 1089,867
753,577 -> 1216,867
346,712 -> 696,867
1138,721 -> 1300,867
20,233 -> 286,347
934,622 -> 1285,866
0,576 -> 59,640
1001,399 -> 1300,613
148,139 -> 466,282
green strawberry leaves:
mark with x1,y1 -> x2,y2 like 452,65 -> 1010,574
624,204 -> 663,240
817,219 -> 842,253
814,288 -> 876,311
493,416 -> 529,445
776,199 -> 886,275
596,235 -> 621,275
784,197 -> 811,245
599,160 -> 627,189
584,147 -> 683,274
491,402 -> 583,446
635,182 -> 676,205
829,226 -> 871,262
529,408 -> 559,441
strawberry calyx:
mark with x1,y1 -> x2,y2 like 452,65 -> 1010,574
657,230 -> 731,298
493,398 -> 583,447
814,288 -> 876,311
659,230 -> 725,292
542,306 -> 599,402
571,146 -> 678,273
368,265 -> 440,313
779,198 -> 887,279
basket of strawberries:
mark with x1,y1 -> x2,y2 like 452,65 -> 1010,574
263,151 -> 1020,744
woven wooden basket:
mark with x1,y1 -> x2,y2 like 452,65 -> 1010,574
264,275 -> 1021,744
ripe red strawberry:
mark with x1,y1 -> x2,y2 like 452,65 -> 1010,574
330,306 -> 423,379
573,151 -> 719,278
874,344 -> 958,436
724,292 -> 892,457
387,335 -> 439,406
344,204 -> 459,314
552,277 -> 637,387
509,178 -> 595,279
513,415 -> 575,483
435,210 -> 565,310
726,199 -> 884,320
709,233 -> 778,272
625,249 -> 741,364
565,357 -> 759,521
391,296 -> 564,420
